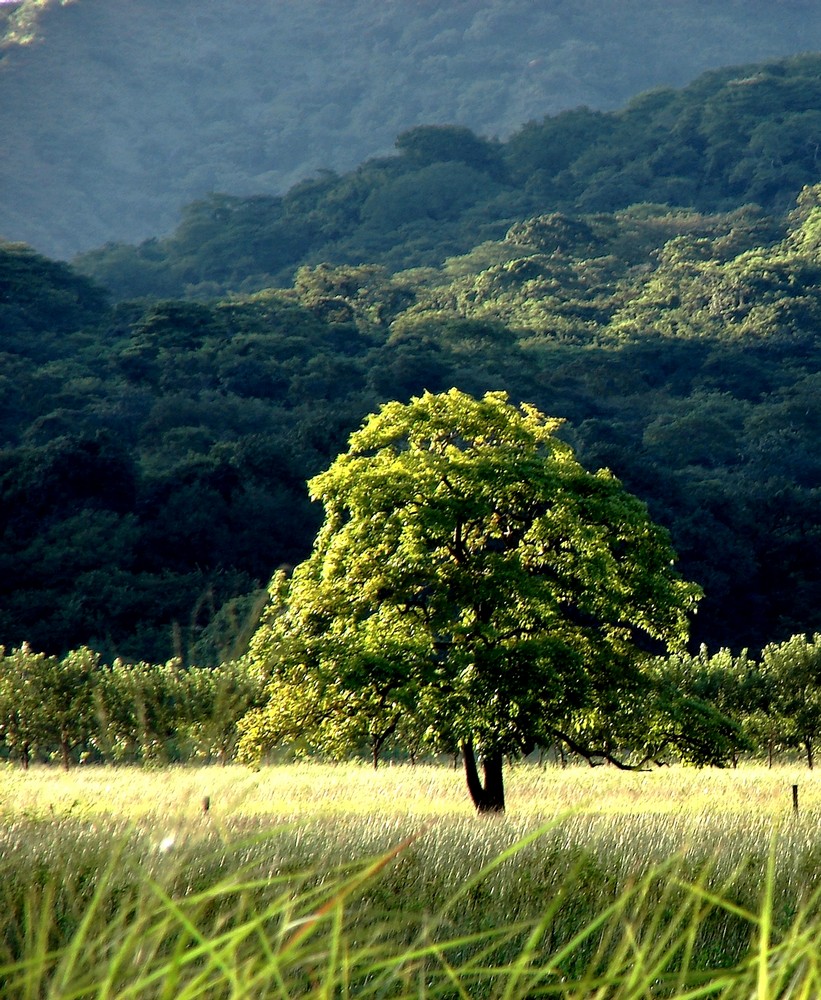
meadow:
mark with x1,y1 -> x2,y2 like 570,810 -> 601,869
2,761 -> 821,997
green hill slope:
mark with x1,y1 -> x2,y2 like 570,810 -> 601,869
4,0 -> 821,258
3,183 -> 821,661
75,53 -> 821,300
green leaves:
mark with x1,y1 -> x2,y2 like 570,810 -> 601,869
760,634 -> 821,768
0,646 -> 266,768
242,390 -> 702,798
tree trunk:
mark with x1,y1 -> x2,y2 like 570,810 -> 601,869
461,741 -> 505,813
807,736 -> 814,770
61,733 -> 71,771
20,741 -> 30,771
370,718 -> 398,770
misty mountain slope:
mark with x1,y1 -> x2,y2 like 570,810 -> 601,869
3,0 -> 821,259
74,52 -> 821,302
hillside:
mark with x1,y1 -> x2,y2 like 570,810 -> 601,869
3,25 -> 821,667
4,0 -> 821,258
74,52 -> 821,301
2,183 -> 821,662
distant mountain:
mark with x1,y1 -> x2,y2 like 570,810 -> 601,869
3,0 -> 821,259
74,53 -> 821,302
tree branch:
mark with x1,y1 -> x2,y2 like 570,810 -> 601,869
547,727 -> 653,771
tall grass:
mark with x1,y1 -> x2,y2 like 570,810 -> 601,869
2,762 -> 821,997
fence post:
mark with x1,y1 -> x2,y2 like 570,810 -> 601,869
792,784 -> 799,815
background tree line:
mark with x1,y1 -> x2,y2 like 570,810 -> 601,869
3,634 -> 821,772
0,645 -> 265,769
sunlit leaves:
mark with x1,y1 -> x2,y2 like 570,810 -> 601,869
241,389 -> 701,784
0,646 -> 265,768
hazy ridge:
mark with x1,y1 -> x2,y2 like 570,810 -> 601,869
4,0 -> 821,258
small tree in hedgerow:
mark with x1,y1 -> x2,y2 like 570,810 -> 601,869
761,633 -> 821,769
0,645 -> 48,769
238,389 -> 704,812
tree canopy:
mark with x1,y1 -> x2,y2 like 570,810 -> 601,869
239,389 -> 703,811
74,53 -> 821,301
6,3 -> 821,259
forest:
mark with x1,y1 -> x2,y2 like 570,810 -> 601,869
4,0 -> 821,258
0,50 -> 820,769
75,51 -> 821,298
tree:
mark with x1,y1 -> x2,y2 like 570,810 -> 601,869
0,645 -> 50,769
394,125 -> 503,176
240,390 -> 701,811
37,646 -> 99,769
646,646 -> 756,767
0,644 -> 99,769
761,634 -> 821,769
182,661 -> 267,765
92,659 -> 187,764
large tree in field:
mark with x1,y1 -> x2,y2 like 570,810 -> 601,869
239,389 -> 703,812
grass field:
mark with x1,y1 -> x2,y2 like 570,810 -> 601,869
3,761 -> 821,997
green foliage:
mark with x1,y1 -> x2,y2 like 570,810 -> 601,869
240,389 -> 701,808
0,241 -> 108,355
5,11 -> 821,770
5,176 -> 821,664
35,645 -> 99,769
395,124 -> 504,174
0,644 -> 97,768
639,638 -> 821,770
761,634 -> 821,769
180,660 -> 267,763
0,644 -> 264,767
0,645 -> 49,769
648,647 -> 758,766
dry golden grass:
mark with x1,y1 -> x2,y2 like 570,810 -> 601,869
3,761 -> 821,997
3,760 -> 819,879
1,758 -> 816,822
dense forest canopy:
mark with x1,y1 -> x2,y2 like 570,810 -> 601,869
74,52 -> 821,300
5,0 -> 821,257
2,47 -> 821,669
2,192 -> 821,662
